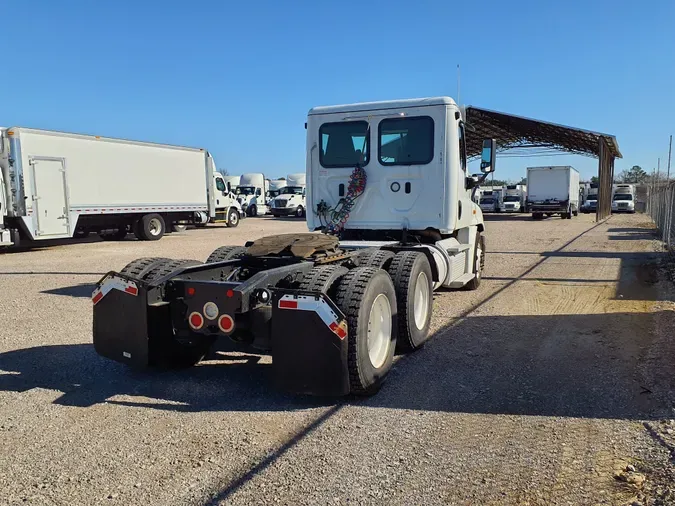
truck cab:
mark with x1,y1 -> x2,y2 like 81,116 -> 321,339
503,184 -> 526,213
270,173 -> 306,218
612,184 -> 636,213
582,183 -> 599,213
211,173 -> 243,227
479,191 -> 500,213
236,173 -> 269,217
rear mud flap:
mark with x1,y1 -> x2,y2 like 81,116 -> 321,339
92,273 -> 156,368
271,291 -> 350,396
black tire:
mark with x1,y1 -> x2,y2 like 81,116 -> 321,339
299,265 -> 348,296
139,214 -> 165,241
248,204 -> 258,217
572,209 -> 579,217
144,259 -> 202,283
119,257 -> 171,280
387,251 -> 433,352
296,206 -> 305,218
464,232 -> 485,291
357,249 -> 396,269
206,245 -> 247,263
172,224 -> 187,233
333,267 -> 397,395
227,208 -> 240,228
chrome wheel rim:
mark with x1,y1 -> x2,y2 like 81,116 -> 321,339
367,294 -> 392,369
148,218 -> 162,236
413,272 -> 430,330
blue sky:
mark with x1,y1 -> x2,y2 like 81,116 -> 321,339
3,0 -> 674,182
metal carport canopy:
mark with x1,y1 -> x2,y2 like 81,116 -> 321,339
464,106 -> 622,221
464,106 -> 622,160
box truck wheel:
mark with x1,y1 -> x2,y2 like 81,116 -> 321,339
299,265 -> 348,296
358,249 -> 395,269
139,214 -> 165,240
334,267 -> 397,395
206,245 -> 247,263
227,208 -> 239,228
388,251 -> 433,351
464,233 -> 485,291
120,257 -> 172,280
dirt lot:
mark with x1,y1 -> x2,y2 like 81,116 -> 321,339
1,213 -> 674,505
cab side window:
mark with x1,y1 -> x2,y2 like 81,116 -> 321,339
458,122 -> 467,172
216,178 -> 226,192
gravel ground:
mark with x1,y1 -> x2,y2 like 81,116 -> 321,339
0,213 -> 674,505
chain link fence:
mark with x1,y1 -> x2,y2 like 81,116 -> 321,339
648,181 -> 675,250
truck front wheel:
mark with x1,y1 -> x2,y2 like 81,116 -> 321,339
334,267 -> 397,395
296,206 -> 305,218
227,208 -> 240,228
388,251 -> 433,352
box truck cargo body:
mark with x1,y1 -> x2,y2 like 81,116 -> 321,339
526,166 -> 580,219
0,127 -> 241,246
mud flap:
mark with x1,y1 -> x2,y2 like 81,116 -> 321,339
92,273 -> 152,368
271,291 -> 350,396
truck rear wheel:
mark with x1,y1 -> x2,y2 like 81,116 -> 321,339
206,245 -> 247,263
144,258 -> 202,283
119,257 -> 171,280
334,267 -> 397,395
388,251 -> 433,351
299,265 -> 348,296
227,208 -> 239,228
139,213 -> 165,241
248,204 -> 258,217
357,249 -> 395,269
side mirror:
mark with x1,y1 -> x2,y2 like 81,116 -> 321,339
480,139 -> 497,173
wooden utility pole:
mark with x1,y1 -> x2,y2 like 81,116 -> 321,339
667,135 -> 672,181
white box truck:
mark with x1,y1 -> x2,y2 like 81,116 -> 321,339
235,173 -> 269,217
270,173 -> 306,218
502,184 -> 526,213
0,127 -> 243,246
526,166 -> 580,219
611,184 -> 636,213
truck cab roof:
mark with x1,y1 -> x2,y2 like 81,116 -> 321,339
308,97 -> 458,116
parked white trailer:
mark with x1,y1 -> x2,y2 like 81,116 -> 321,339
526,166 -> 580,219
236,173 -> 269,216
0,127 -> 242,246
270,172 -> 306,218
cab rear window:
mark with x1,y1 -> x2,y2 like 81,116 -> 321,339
378,116 -> 434,166
319,121 -> 369,168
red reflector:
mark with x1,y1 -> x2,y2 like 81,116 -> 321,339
226,289 -> 234,298
218,314 -> 234,333
92,291 -> 103,305
188,312 -> 204,330
187,287 -> 196,296
125,286 -> 138,296
279,299 -> 298,309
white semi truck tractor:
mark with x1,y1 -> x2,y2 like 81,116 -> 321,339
236,173 -> 269,217
270,173 -> 306,218
92,97 -> 495,396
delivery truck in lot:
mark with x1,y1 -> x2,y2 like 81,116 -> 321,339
270,173 -> 307,217
581,183 -> 599,213
502,184 -> 526,212
612,184 -> 636,213
236,173 -> 269,217
92,96 -> 496,397
0,127 -> 242,247
526,166 -> 580,219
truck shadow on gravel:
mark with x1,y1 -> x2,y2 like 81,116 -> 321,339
0,308 -> 670,420
0,342 -> 334,412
